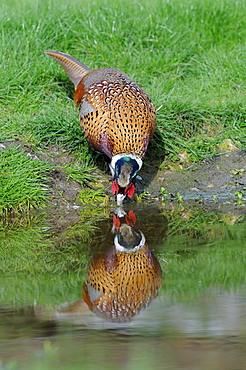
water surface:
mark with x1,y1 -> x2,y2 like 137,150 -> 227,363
1,202 -> 246,369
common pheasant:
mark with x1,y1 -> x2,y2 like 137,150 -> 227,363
82,210 -> 162,322
43,50 -> 156,205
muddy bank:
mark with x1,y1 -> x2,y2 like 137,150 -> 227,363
143,150 -> 246,202
41,146 -> 246,205
2,140 -> 246,209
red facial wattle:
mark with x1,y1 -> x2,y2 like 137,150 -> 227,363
125,210 -> 137,226
113,214 -> 121,230
112,180 -> 135,198
124,183 -> 135,198
112,180 -> 120,195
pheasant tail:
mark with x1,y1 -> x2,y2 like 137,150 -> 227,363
43,50 -> 91,88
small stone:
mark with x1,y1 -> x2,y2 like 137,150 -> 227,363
190,187 -> 200,191
217,139 -> 239,152
178,150 -> 191,163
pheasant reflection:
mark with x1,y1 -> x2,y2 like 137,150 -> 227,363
82,209 -> 162,323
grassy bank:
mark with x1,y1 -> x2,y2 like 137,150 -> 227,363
0,146 -> 51,214
1,0 -> 246,212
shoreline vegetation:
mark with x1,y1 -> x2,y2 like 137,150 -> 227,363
1,0 -> 246,215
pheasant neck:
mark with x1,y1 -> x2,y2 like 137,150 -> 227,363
114,231 -> 146,253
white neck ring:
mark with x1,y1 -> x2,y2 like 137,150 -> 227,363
110,154 -> 143,171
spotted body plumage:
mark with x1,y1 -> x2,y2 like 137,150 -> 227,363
81,211 -> 162,322
82,241 -> 162,322
76,76 -> 156,159
43,50 -> 156,204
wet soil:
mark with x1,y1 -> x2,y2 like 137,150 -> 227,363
143,150 -> 246,202
2,140 -> 246,208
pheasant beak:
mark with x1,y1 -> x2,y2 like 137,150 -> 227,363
116,193 -> 126,206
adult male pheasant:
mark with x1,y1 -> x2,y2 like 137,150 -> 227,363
43,50 -> 156,205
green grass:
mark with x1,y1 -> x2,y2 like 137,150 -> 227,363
1,0 -> 246,211
62,161 -> 96,186
0,146 -> 51,214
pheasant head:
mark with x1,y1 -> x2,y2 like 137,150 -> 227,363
111,155 -> 142,205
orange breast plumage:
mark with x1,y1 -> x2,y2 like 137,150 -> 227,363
82,245 -> 162,322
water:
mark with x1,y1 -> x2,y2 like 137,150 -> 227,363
1,202 -> 246,369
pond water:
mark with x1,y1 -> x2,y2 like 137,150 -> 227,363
1,202 -> 246,369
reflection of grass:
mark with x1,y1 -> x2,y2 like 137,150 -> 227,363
0,218 -> 89,305
0,209 -> 105,275
161,208 -> 220,240
1,271 -> 86,307
1,204 -> 246,308
160,247 -> 246,302
0,220 -> 87,274
0,207 -> 108,306
161,206 -> 246,239
0,147 -> 51,214
159,220 -> 246,302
